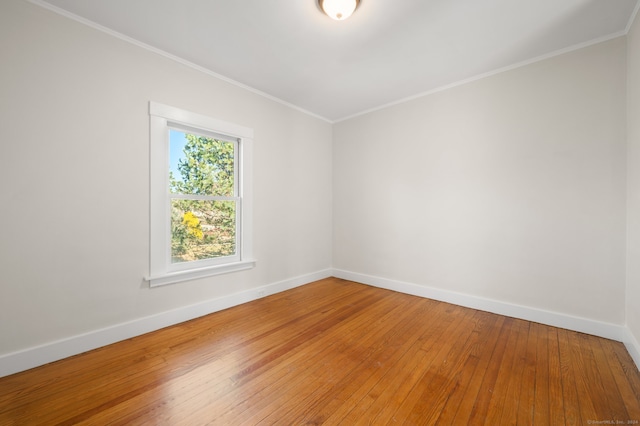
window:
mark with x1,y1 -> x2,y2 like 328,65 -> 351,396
147,102 -> 254,287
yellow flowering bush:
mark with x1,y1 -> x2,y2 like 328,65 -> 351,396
182,211 -> 204,240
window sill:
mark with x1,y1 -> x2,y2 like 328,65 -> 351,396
146,259 -> 256,287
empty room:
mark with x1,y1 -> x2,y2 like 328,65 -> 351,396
1,0 -> 640,424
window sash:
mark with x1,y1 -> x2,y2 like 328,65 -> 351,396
168,127 -> 239,198
167,197 -> 242,272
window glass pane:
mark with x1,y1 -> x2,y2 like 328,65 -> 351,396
171,199 -> 236,263
169,130 -> 235,196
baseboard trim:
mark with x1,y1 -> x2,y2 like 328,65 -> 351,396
332,269 -> 640,370
332,268 -> 628,343
624,329 -> 640,372
3,268 -> 637,378
0,269 -> 332,378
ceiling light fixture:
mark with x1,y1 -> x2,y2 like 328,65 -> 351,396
318,0 -> 360,21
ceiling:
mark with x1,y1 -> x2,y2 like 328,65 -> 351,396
34,0 -> 639,122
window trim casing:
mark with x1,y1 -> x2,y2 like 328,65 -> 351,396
146,101 -> 255,287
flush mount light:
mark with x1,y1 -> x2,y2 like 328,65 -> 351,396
318,0 -> 361,21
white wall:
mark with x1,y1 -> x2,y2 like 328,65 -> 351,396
0,0 -> 332,357
333,38 -> 628,325
627,11 -> 640,354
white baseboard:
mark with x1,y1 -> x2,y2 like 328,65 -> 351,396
0,269 -> 332,378
332,269 -> 631,346
335,268 -> 640,371
3,268 -> 637,378
624,329 -> 640,372
332,269 -> 640,369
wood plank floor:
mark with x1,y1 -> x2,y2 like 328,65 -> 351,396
1,277 -> 639,425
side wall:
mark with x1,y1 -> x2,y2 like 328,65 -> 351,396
627,10 -> 640,365
0,0 -> 333,374
333,38 -> 627,328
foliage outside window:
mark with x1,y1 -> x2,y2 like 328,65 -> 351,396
170,131 -> 237,263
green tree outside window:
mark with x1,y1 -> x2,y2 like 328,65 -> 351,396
169,133 -> 236,263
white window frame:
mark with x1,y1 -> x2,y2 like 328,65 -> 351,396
146,101 -> 255,287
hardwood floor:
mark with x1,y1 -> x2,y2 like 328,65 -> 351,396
1,277 -> 639,425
